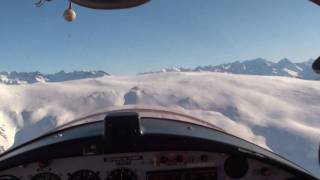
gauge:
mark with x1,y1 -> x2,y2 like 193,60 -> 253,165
224,155 -> 248,179
31,173 -> 61,180
69,170 -> 101,180
107,168 -> 138,180
0,175 -> 19,180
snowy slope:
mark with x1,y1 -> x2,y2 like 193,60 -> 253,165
0,72 -> 320,176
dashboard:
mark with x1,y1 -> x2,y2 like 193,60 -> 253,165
0,109 -> 314,180
0,151 -> 297,180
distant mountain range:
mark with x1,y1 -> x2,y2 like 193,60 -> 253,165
0,70 -> 110,85
149,58 -> 319,80
0,58 -> 318,85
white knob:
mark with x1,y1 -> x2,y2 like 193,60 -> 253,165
64,8 -> 76,22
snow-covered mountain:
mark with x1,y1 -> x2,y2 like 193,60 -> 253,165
155,58 -> 319,80
0,70 -> 109,85
0,72 -> 319,177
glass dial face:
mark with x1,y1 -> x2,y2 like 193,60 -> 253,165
107,168 -> 138,180
0,175 -> 20,180
31,173 -> 61,180
69,170 -> 101,180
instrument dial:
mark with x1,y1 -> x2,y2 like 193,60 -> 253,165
0,175 -> 19,180
31,173 -> 61,180
107,168 -> 138,180
69,170 -> 101,180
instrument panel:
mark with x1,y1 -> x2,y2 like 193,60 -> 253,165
0,151 -> 297,180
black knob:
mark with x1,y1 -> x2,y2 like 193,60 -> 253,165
224,155 -> 249,179
175,155 -> 184,163
200,155 -> 208,162
312,57 -> 320,74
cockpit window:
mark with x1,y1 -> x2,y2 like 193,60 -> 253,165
0,0 -> 319,178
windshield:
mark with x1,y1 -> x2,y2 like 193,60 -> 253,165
0,0 -> 320,177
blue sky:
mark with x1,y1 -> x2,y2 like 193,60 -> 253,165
1,0 -> 320,74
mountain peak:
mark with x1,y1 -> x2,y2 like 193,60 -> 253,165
278,58 -> 291,64
244,58 -> 269,64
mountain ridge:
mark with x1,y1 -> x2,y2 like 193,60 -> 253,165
0,58 -> 318,85
0,70 -> 110,85
147,58 -> 318,80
